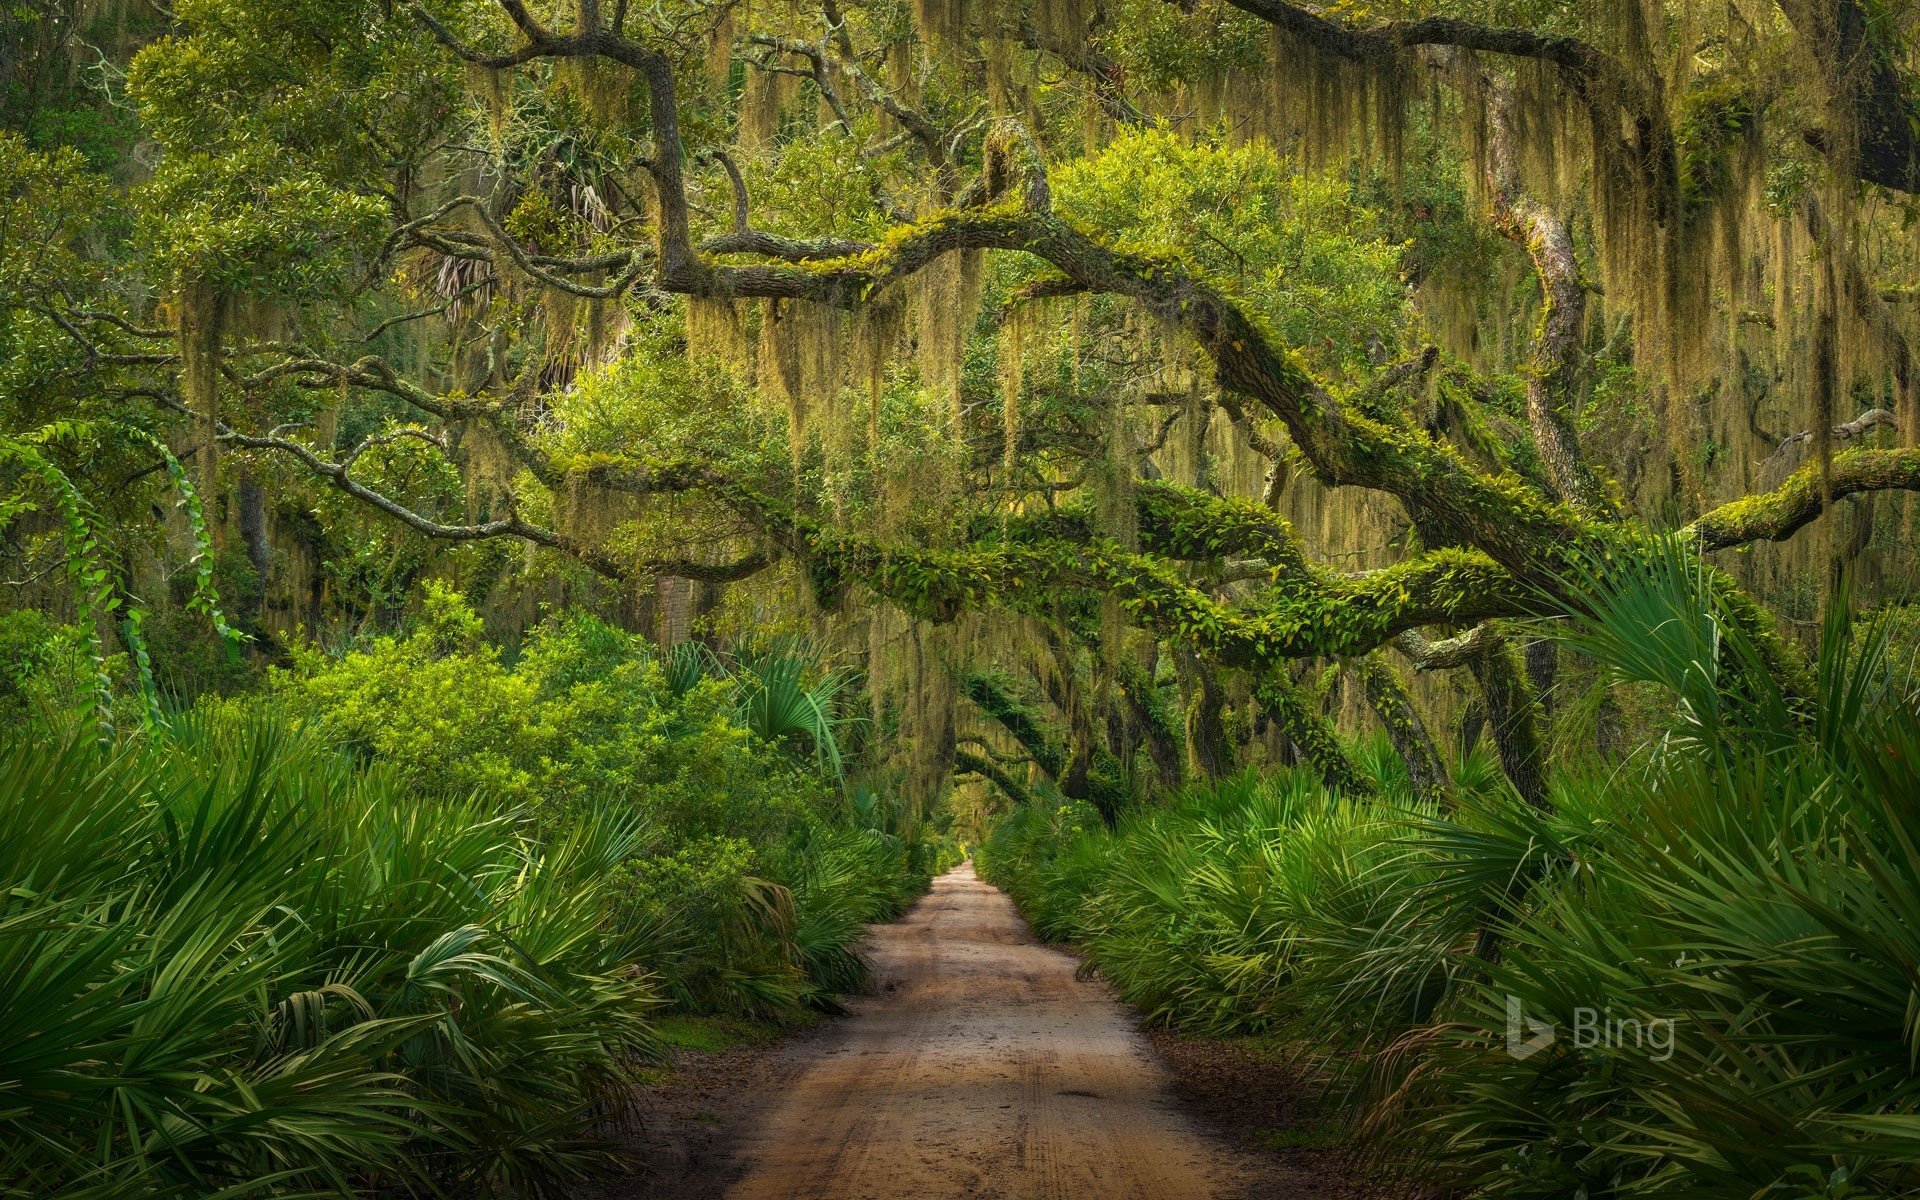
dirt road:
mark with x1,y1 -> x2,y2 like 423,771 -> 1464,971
722,862 -> 1304,1200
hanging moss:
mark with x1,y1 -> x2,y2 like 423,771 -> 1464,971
985,33 -> 1016,115
850,290 -> 906,416
1260,29 -> 1412,178
913,0 -> 969,59
1676,79 -> 1758,220
909,248 -> 985,431
706,9 -> 736,90
566,58 -> 634,127
687,296 -> 754,380
466,63 -> 511,159
757,298 -> 847,448
740,66 -> 800,151
461,422 -> 525,522
998,316 -> 1024,482
1034,0 -> 1088,53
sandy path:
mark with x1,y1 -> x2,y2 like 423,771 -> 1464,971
723,862 -> 1291,1200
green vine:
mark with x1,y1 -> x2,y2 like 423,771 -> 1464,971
1,420 -> 245,737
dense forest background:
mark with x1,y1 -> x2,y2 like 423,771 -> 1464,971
5,0 -> 1920,1195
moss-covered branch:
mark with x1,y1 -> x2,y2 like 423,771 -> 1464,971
1688,448 -> 1920,550
1477,67 -> 1612,518
816,532 -> 1527,666
222,425 -> 627,580
1253,670 -> 1373,797
1352,653 -> 1450,807
961,671 -> 1068,779
1134,481 -> 1312,570
954,745 -> 1036,806
1394,624 -> 1496,671
1463,632 -> 1548,810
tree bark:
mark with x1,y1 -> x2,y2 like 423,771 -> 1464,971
1464,634 -> 1549,810
1353,652 -> 1452,807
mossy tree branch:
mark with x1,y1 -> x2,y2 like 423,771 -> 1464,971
1253,670 -> 1374,797
1475,65 -> 1613,518
962,671 -> 1068,779
954,745 -> 1036,806
1688,447 -> 1920,550
1463,632 -> 1549,810
1392,622 -> 1547,809
1352,653 -> 1451,807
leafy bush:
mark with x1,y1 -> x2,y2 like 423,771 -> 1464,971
0,608 -> 95,724
1,588 -> 946,1197
281,587 -> 816,834
0,712 -> 658,1199
1053,126 -> 1414,381
982,771 -> 1429,1036
983,546 -> 1920,1197
278,588 -> 942,1020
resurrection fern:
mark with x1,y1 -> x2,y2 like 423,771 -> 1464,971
0,436 -> 118,735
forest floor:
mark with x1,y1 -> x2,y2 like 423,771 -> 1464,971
588,862 -> 1376,1199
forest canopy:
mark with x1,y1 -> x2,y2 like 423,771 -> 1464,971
2,0 -> 1919,819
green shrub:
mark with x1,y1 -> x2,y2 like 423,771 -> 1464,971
0,608 -> 96,724
0,588 -> 946,1197
277,588 -> 942,1025
279,589 -> 819,838
0,711 -> 658,1199
983,548 -> 1920,1196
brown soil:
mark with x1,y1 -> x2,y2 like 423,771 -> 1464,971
1144,1032 -> 1389,1199
582,1024 -> 815,1200
596,862 -> 1362,1198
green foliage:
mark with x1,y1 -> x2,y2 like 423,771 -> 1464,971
1098,0 -> 1269,92
0,710 -> 660,1198
0,587 -> 946,1196
1676,77 -> 1759,218
0,609 -> 95,724
133,147 -> 389,295
540,330 -> 778,480
283,586 -> 802,830
741,129 -> 892,242
980,771 -> 1437,1034
1544,533 -> 1826,760
300,427 -> 472,626
279,585 -> 941,1004
0,133 -> 98,303
729,639 -> 859,778
0,134 -> 109,437
126,0 -> 455,296
983,556 -> 1920,1197
962,668 -> 1066,776
1053,126 -> 1415,379
0,420 -> 240,735
2,3 -> 152,170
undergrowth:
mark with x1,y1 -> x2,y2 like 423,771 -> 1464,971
0,591 -> 950,1198
982,544 -> 1920,1198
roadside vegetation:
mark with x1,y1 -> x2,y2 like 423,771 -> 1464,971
0,591 -> 950,1198
983,548 -> 1920,1198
